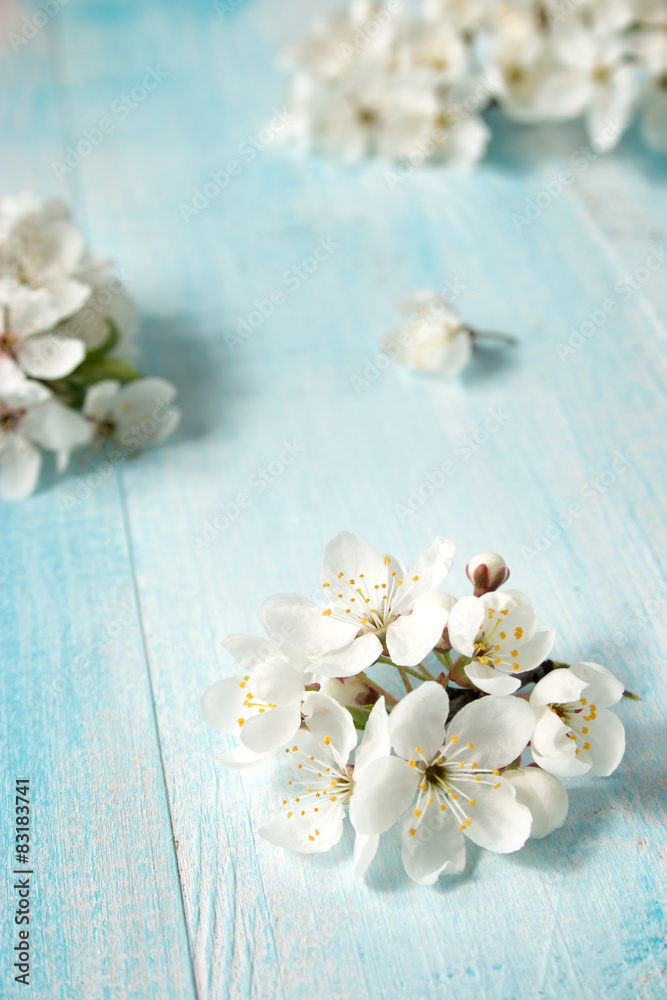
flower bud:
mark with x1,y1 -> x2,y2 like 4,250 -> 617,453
466,551 -> 510,596
322,676 -> 379,708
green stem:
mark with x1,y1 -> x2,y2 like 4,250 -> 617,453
433,650 -> 452,671
396,665 -> 413,693
403,665 -> 429,681
470,328 -> 518,345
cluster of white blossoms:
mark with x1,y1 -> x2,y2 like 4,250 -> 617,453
201,533 -> 630,884
0,194 -> 180,500
282,0 -> 667,166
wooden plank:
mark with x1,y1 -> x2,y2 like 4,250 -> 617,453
7,1 -> 667,997
0,17 -> 196,1000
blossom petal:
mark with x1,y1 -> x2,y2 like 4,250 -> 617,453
354,697 -> 390,780
222,633 -> 281,673
257,592 -> 321,659
240,703 -> 302,754
200,677 -> 246,733
312,631 -> 383,678
462,779 -> 532,853
401,805 -> 466,884
82,379 -> 120,418
502,767 -> 569,839
302,691 -> 357,767
17,334 -> 85,379
349,756 -> 419,834
23,400 -> 92,452
212,745 -> 272,769
530,704 -> 577,761
386,597 -> 450,666
571,661 -> 625,709
586,709 -> 625,777
531,746 -> 590,778
447,694 -> 534,769
512,628 -> 556,671
321,531 -> 387,589
448,596 -> 484,656
464,660 -> 521,695
389,681 -> 449,761
270,595 -> 359,654
259,799 -> 345,854
393,536 -> 456,611
530,668 -> 587,708
0,434 -> 41,500
253,658 -> 304,706
353,833 -> 379,879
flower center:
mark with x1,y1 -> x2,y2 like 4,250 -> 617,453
321,555 -> 416,632
548,697 -> 597,756
0,405 -> 26,432
405,739 -> 503,836
0,331 -> 18,357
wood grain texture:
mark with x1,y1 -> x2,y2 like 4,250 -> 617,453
1,0 -> 666,998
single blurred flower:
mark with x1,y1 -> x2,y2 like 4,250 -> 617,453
83,377 -> 180,452
383,290 -> 472,376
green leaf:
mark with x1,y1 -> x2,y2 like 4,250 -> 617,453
83,318 -> 120,362
347,705 -> 374,731
69,357 -> 141,386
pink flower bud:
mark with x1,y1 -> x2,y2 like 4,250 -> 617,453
466,551 -> 510,596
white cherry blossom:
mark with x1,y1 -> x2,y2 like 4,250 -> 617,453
0,276 -> 87,379
502,766 -> 569,839
200,633 -> 312,767
530,661 -> 626,777
383,290 -> 473,376
449,589 -> 555,695
259,694 -> 390,872
0,358 -> 92,499
548,17 -> 640,149
351,684 -> 534,884
83,377 -> 180,452
275,531 -> 456,676
0,196 -> 86,289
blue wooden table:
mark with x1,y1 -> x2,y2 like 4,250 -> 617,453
1,1 -> 666,997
